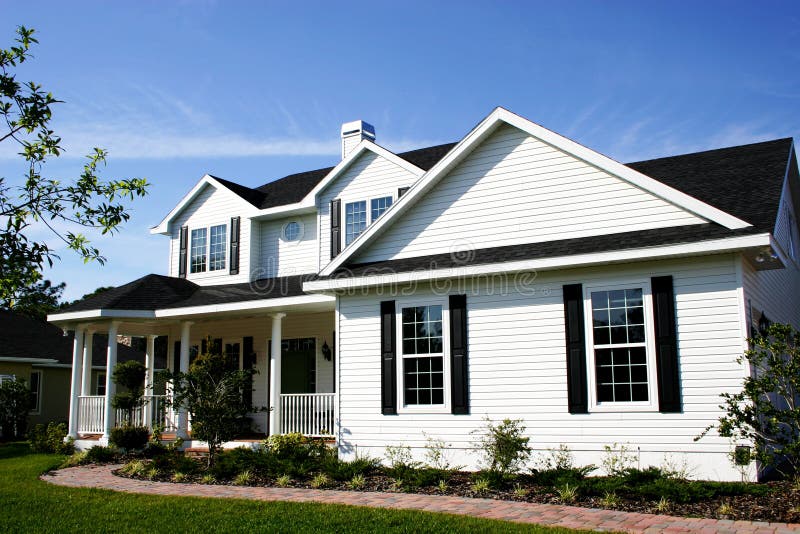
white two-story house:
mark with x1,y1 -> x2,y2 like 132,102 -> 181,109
49,108 -> 799,480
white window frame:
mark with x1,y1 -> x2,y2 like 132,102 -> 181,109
281,220 -> 304,243
395,296 -> 451,414
0,374 -> 14,385
96,373 -> 106,396
583,279 -> 659,413
340,194 -> 396,249
189,222 -> 228,275
370,195 -> 393,223
28,370 -> 42,414
344,200 -> 368,246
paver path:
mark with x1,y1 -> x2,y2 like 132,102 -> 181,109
42,465 -> 800,533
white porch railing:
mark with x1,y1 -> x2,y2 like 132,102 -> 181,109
79,395 -> 175,435
280,393 -> 335,437
78,396 -> 105,434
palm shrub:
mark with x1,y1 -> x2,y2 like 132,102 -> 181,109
161,349 -> 257,467
111,360 -> 146,425
697,323 -> 800,477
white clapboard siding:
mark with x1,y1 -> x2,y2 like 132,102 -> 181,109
318,151 -> 419,270
742,257 -> 800,330
169,184 -> 253,285
356,124 -> 707,263
258,214 -> 319,278
336,254 -> 751,480
165,311 -> 335,433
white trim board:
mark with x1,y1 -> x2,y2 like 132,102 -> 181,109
304,233 -> 772,292
48,294 -> 335,324
320,107 -> 753,276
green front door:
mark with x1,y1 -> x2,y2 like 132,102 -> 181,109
280,338 -> 316,394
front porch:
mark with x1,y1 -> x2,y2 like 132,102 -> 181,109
51,292 -> 337,448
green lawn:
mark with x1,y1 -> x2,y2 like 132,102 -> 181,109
0,443 -> 579,533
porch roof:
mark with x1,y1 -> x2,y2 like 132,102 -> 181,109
49,274 -> 328,324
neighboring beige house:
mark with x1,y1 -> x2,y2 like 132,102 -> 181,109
0,309 -> 152,428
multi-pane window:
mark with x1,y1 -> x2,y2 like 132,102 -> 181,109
283,221 -> 301,242
29,371 -> 41,413
209,224 -> 226,271
97,373 -> 106,396
345,201 -> 367,245
371,196 -> 393,222
590,288 -> 649,403
190,228 -> 207,273
401,305 -> 444,405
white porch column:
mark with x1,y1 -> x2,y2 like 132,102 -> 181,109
144,335 -> 157,429
176,321 -> 192,439
102,321 -> 120,439
67,326 -> 86,438
81,330 -> 94,396
269,313 -> 286,436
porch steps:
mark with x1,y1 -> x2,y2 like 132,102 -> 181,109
184,447 -> 210,459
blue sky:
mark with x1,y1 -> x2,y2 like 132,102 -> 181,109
3,1 -> 799,300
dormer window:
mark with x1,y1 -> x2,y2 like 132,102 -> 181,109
371,196 -> 393,221
345,201 -> 367,246
190,224 -> 226,273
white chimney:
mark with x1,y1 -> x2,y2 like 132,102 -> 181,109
341,120 -> 376,159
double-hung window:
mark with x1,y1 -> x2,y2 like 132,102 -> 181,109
371,196 -> 393,222
586,283 -> 656,409
345,201 -> 367,246
97,373 -> 106,396
190,224 -> 226,273
399,303 -> 446,408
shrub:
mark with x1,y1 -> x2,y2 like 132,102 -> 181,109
347,474 -> 366,490
234,470 -> 253,486
531,465 -> 595,487
109,425 -> 149,452
119,459 -> 149,476
265,433 -> 330,464
697,323 -> 800,476
472,417 -> 531,476
0,376 -> 33,439
60,450 -> 89,468
200,474 -> 216,484
275,474 -> 291,487
28,422 -> 74,454
310,473 -> 330,488
512,483 -> 528,498
84,445 -> 119,464
601,443 -> 636,476
556,483 -> 578,503
423,434 -> 457,471
322,455 -> 380,481
471,477 -> 490,494
111,360 -> 146,425
437,479 -> 449,493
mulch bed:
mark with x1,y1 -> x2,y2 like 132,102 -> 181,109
114,466 -> 800,524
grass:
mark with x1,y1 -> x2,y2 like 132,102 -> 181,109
0,442 -> 580,533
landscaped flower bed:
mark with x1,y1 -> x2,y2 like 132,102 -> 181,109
74,432 -> 800,524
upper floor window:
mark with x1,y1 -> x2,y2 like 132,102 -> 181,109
587,286 -> 654,407
345,201 -> 367,246
209,225 -> 227,271
371,196 -> 393,222
282,221 -> 303,242
190,224 -> 226,274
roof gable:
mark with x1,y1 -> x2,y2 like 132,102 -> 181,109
321,107 -> 753,275
150,175 -> 259,235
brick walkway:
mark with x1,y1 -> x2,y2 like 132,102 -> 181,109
42,465 -> 800,533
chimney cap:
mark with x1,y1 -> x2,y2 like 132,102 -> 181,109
341,120 -> 376,139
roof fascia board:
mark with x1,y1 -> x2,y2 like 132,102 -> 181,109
48,309 -> 157,323
0,357 -> 60,364
153,294 -> 335,318
320,106 -> 752,276
150,175 -> 259,235
303,140 -> 425,201
306,233 -> 771,292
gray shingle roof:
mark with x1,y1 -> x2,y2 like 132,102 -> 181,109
60,274 -> 316,313
0,309 -> 152,366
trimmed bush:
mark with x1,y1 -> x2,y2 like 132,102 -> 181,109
109,426 -> 149,452
28,422 -> 74,454
84,445 -> 119,464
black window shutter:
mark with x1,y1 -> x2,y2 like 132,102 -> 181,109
652,276 -> 682,413
330,199 -> 342,259
380,300 -> 397,415
449,294 -> 469,414
178,226 -> 188,278
243,336 -> 254,409
563,284 -> 588,414
173,341 -> 181,372
398,186 -> 410,197
229,216 -> 240,275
